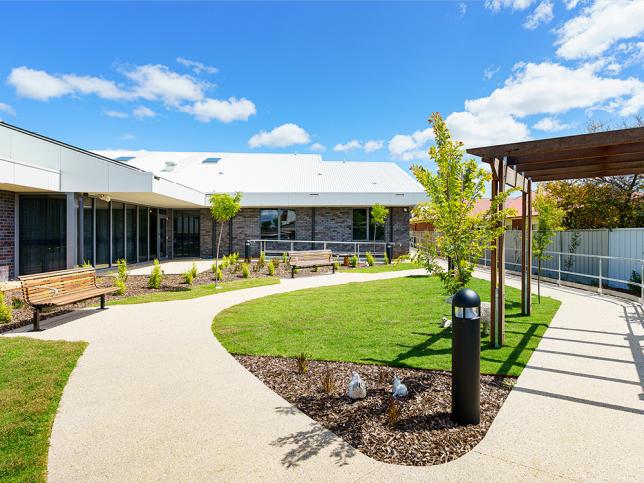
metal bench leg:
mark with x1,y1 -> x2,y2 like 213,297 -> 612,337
100,294 -> 106,309
33,307 -> 41,331
332,263 -> 335,274
291,266 -> 295,278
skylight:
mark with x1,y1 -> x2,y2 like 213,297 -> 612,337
114,156 -> 135,162
202,157 -> 221,164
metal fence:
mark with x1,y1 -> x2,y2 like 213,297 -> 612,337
411,228 -> 644,301
247,239 -> 388,260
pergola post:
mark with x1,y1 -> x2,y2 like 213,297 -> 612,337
494,157 -> 506,347
526,179 -> 533,315
490,161 -> 498,345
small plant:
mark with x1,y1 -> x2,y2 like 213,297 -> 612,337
241,262 -> 250,278
272,258 -> 280,267
385,397 -> 403,427
350,255 -> 358,268
365,251 -> 375,266
220,256 -> 230,270
11,297 -> 23,310
258,251 -> 266,270
267,261 -> 275,276
183,268 -> 195,285
282,252 -> 288,264
333,261 -> 340,271
384,253 -> 389,265
295,352 -> 309,374
321,370 -> 335,394
628,270 -> 642,295
114,277 -> 126,295
82,260 -> 92,268
116,258 -> 128,283
189,262 -> 198,279
0,292 -> 12,324
148,259 -> 163,289
214,267 -> 223,282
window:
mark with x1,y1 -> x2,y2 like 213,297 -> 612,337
352,208 -> 386,241
19,196 -> 67,275
83,198 -> 94,265
138,207 -> 148,260
111,201 -> 125,263
126,205 -> 137,263
260,209 -> 296,240
95,199 -> 110,268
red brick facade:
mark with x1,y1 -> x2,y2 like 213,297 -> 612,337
0,190 -> 15,279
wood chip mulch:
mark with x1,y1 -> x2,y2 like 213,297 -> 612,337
235,355 -> 512,467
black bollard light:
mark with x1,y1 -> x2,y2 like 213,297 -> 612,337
244,240 -> 251,262
386,243 -> 393,264
451,287 -> 481,425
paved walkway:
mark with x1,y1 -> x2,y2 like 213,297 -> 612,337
6,269 -> 643,482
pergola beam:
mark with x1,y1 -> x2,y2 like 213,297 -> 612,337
530,167 -> 644,182
507,141 -> 644,167
512,152 -> 644,172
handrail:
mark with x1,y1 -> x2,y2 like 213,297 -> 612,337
247,239 -> 388,261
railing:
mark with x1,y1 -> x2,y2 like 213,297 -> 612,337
410,233 -> 644,302
247,239 -> 388,261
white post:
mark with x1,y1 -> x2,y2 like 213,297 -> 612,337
598,258 -> 603,295
640,263 -> 643,303
557,253 -> 561,286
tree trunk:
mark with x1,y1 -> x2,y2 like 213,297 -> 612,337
214,220 -> 224,288
537,258 -> 541,303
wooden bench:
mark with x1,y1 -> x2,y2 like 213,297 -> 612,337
288,250 -> 335,278
19,267 -> 118,331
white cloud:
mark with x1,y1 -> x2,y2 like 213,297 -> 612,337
485,0 -> 534,11
248,123 -> 310,148
532,116 -> 571,131
185,97 -> 256,123
523,0 -> 553,30
8,66 -> 73,100
309,142 -> 326,152
0,102 -> 16,117
564,0 -> 580,9
333,139 -> 362,152
176,57 -> 218,75
555,0 -> 644,60
125,64 -> 206,105
387,127 -> 434,160
120,133 -> 135,140
62,74 -> 131,100
133,106 -> 156,119
364,139 -> 384,153
104,110 -> 129,119
620,90 -> 644,116
446,112 -> 530,148
457,2 -> 467,18
483,65 -> 500,80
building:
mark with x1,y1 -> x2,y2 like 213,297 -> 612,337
0,122 -> 425,279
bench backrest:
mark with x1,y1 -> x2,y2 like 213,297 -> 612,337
288,250 -> 333,264
19,268 -> 98,305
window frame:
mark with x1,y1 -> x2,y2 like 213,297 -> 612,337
259,208 -> 297,240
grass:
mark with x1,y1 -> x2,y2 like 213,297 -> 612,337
342,262 -> 420,273
109,277 -> 280,305
0,337 -> 87,482
213,275 -> 560,377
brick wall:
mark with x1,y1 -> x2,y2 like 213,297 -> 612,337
0,191 -> 15,279
390,207 -> 411,257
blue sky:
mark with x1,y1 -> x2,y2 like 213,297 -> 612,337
0,1 -> 642,172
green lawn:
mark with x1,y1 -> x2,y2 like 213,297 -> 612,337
0,337 -> 87,482
341,262 -> 420,273
213,275 -> 560,377
109,277 -> 280,305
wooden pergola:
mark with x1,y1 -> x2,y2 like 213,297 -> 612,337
467,127 -> 644,348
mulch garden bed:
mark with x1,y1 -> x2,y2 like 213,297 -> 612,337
236,355 -> 513,466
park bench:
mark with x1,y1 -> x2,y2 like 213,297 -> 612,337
288,250 -> 335,278
19,267 -> 118,330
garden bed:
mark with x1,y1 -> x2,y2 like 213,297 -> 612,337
236,355 -> 512,466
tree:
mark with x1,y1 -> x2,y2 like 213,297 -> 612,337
210,192 -> 242,288
411,112 -> 515,294
370,203 -> 389,242
532,187 -> 565,303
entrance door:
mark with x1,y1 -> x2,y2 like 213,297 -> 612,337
159,210 -> 169,259
173,211 -> 200,257
19,196 -> 67,275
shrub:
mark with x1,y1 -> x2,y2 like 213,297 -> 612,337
189,262 -> 198,279
365,252 -> 375,266
214,267 -> 223,281
11,297 -> 23,310
220,256 -> 230,270
241,263 -> 250,278
0,292 -> 12,324
321,370 -> 335,394
229,252 -> 240,264
333,261 -> 340,271
114,278 -> 127,295
267,261 -> 275,276
183,269 -> 195,285
628,270 -> 642,295
258,251 -> 266,270
385,397 -> 403,427
384,253 -> 389,265
116,258 -> 128,283
282,252 -> 288,264
350,255 -> 358,268
81,260 -> 92,268
295,352 -> 309,374
148,259 -> 163,289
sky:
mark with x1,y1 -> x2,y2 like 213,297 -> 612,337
0,0 -> 642,173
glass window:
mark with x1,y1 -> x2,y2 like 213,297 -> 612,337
19,196 -> 67,275
95,199 -> 110,268
126,205 -> 137,263
173,211 -> 200,257
260,209 -> 296,240
83,198 -> 94,266
260,209 -> 279,239
138,207 -> 148,260
149,208 -> 158,260
369,209 -> 385,241
352,209 -> 368,241
112,202 -> 125,263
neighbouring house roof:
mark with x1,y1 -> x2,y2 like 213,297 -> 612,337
470,193 -> 538,218
94,150 -> 427,207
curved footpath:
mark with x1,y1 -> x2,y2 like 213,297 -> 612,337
6,269 -> 643,482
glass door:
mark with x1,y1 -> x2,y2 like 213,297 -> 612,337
173,211 -> 200,257
19,196 -> 67,275
159,210 -> 169,259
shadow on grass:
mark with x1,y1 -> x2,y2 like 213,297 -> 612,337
362,328 -> 452,367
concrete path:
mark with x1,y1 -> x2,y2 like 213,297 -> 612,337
6,269 -> 643,482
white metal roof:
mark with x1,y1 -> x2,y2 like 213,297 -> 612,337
94,150 -> 426,207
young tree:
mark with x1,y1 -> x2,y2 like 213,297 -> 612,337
210,192 -> 242,288
532,187 -> 565,303
370,203 -> 389,242
411,112 -> 515,294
